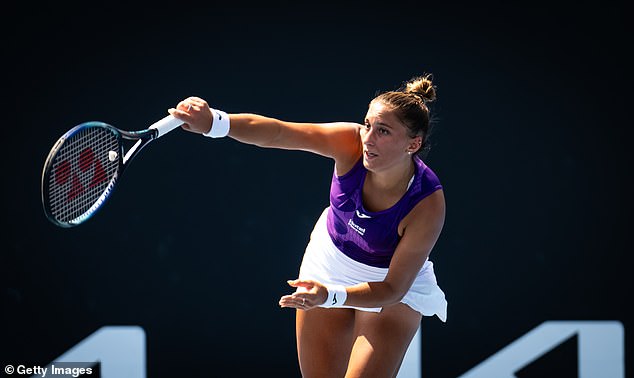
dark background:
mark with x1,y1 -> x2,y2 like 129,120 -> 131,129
2,2 -> 631,377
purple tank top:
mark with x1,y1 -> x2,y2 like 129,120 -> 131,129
326,156 -> 443,268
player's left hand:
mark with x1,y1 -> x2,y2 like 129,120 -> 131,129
279,279 -> 328,310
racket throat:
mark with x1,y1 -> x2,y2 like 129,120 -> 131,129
123,139 -> 145,164
120,128 -> 158,163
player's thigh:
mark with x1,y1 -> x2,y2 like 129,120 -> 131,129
296,307 -> 356,378
345,303 -> 422,378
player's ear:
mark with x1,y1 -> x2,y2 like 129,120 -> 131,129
407,135 -> 422,154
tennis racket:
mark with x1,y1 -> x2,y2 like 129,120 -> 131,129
41,115 -> 184,228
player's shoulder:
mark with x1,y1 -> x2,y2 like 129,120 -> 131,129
315,122 -> 362,172
319,121 -> 362,133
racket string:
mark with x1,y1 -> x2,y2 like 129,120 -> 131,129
47,127 -> 119,223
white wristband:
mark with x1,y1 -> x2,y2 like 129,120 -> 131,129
319,284 -> 347,308
203,108 -> 230,138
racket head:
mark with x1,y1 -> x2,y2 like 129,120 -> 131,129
41,122 -> 124,227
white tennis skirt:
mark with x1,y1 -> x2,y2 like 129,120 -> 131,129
298,208 -> 447,322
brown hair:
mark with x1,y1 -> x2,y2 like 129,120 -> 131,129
372,74 -> 437,157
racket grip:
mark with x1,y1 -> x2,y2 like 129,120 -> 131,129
149,115 -> 184,138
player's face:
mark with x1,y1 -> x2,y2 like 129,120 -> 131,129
361,101 -> 421,172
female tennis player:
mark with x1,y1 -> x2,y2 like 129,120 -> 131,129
169,74 -> 447,378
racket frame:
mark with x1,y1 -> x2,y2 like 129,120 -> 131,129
42,115 -> 182,227
41,123 -> 158,228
